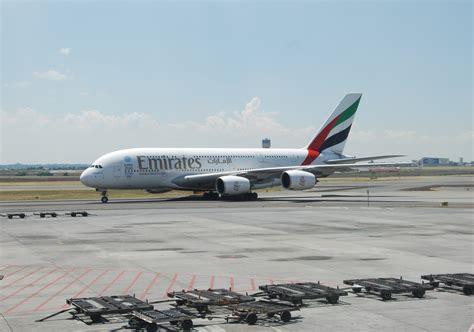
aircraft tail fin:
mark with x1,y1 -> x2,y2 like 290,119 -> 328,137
305,93 -> 362,155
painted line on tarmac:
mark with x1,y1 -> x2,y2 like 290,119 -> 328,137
209,275 -> 215,289
65,269 -> 110,304
99,270 -> 125,296
6,268 -> 74,314
139,272 -> 160,300
187,275 -> 196,291
3,266 -> 27,279
1,267 -> 43,289
34,268 -> 90,311
250,278 -> 256,291
122,271 -> 143,295
0,268 -> 58,302
164,273 -> 178,296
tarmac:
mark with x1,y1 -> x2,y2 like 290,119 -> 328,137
0,175 -> 473,331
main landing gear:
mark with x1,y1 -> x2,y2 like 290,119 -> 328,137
221,192 -> 258,201
202,192 -> 219,200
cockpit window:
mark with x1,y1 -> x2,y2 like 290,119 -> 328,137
89,164 -> 103,169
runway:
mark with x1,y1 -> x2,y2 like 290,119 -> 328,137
0,176 -> 473,331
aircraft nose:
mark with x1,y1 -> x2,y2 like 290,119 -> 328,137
80,169 -> 94,187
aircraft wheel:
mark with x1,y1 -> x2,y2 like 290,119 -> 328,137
101,196 -> 108,203
251,192 -> 258,200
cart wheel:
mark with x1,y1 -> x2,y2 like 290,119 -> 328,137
352,287 -> 362,293
82,212 -> 88,217
463,286 -> 473,295
181,319 -> 193,330
381,292 -> 392,301
51,213 -> 57,217
90,314 -> 101,323
146,323 -> 158,332
128,317 -> 145,329
71,212 -> 76,217
8,215 -> 12,219
246,313 -> 258,325
40,213 -> 45,218
20,214 -> 25,218
326,295 -> 339,304
280,311 -> 291,323
412,289 -> 425,298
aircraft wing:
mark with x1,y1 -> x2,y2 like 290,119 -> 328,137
325,154 -> 405,164
174,161 -> 409,189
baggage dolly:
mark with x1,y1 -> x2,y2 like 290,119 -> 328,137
227,300 -> 299,325
421,273 -> 474,295
343,277 -> 433,300
259,281 -> 348,305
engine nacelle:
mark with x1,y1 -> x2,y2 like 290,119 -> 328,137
281,170 -> 316,190
216,176 -> 251,195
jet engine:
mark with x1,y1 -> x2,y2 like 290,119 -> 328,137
216,176 -> 251,195
281,170 -> 316,190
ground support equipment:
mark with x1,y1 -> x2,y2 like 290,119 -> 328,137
66,211 -> 89,217
421,273 -> 474,295
129,308 -> 194,331
259,281 -> 348,305
66,295 -> 153,324
168,288 -> 255,315
343,277 -> 433,301
2,213 -> 26,219
226,300 -> 299,325
34,212 -> 57,218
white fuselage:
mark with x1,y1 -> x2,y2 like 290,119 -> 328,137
80,148 -> 339,191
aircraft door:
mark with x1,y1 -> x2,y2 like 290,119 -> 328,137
113,164 -> 122,178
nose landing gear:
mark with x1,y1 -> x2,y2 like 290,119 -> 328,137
100,190 -> 108,203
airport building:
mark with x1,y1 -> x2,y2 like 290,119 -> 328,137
419,157 -> 450,166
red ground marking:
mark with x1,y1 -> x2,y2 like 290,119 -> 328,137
122,272 -> 143,295
1,267 -> 43,289
164,273 -> 178,295
250,278 -> 256,291
230,277 -> 235,291
0,268 -> 58,302
0,265 -> 13,272
99,270 -> 125,296
5,268 -> 74,314
209,275 -> 215,289
67,270 -> 109,301
34,268 -> 91,311
4,266 -> 27,279
187,275 -> 196,291
140,272 -> 160,300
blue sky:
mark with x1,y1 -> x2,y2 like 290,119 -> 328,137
1,1 -> 472,163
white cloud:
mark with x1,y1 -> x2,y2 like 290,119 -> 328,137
170,97 -> 314,141
1,99 -> 473,163
34,70 -> 68,81
63,110 -> 158,129
59,48 -> 71,55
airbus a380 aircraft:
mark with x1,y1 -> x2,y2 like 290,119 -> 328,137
80,93 -> 402,203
